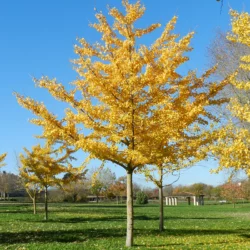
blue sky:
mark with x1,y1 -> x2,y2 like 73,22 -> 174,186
0,0 -> 249,187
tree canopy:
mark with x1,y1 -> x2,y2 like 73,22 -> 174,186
15,0 -> 228,246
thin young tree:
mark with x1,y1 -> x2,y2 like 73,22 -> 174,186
140,127 -> 214,232
15,1 -> 228,246
20,172 -> 41,215
19,144 -> 84,220
142,164 -> 179,231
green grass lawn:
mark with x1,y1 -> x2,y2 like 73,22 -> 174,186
0,202 -> 250,249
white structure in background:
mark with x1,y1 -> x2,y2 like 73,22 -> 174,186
165,197 -> 178,206
165,193 -> 205,206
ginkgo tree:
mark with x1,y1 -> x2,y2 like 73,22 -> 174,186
140,121 -> 219,232
19,144 -> 84,220
19,167 -> 42,215
211,10 -> 250,177
15,0 -> 228,246
0,153 -> 7,168
141,163 -> 180,232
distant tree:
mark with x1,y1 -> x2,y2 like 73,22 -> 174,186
239,179 -> 250,201
61,170 -> 88,202
173,183 -> 215,199
142,187 -> 157,199
211,185 -> 223,201
133,182 -> 142,195
221,182 -> 243,208
189,183 -> 206,195
0,172 -> 21,200
209,31 -> 250,81
136,191 -> 148,205
90,167 -> 116,202
163,185 -> 173,197
48,188 -> 65,203
209,30 -> 250,126
108,176 -> 126,204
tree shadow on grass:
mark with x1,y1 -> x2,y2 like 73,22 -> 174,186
73,204 -> 127,209
0,210 -> 35,214
15,214 -> 226,224
47,216 -> 127,223
1,227 -> 249,245
138,228 -> 250,236
136,215 -> 226,221
240,233 -> 250,239
0,228 -> 125,245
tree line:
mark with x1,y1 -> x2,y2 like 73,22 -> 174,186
1,166 -> 250,207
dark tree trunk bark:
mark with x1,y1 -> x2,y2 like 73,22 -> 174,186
73,194 -> 77,202
44,186 -> 48,221
159,186 -> 164,231
126,169 -> 134,247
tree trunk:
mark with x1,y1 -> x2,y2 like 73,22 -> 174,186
73,194 -> 77,202
44,186 -> 48,221
117,196 -> 119,205
96,195 -> 99,203
33,196 -> 37,215
126,169 -> 134,247
159,186 -> 164,231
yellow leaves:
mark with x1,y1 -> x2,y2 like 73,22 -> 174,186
91,161 -> 105,187
0,153 -> 7,168
121,0 -> 145,24
15,0 -> 228,179
19,143 -> 85,189
209,10 -> 250,176
210,122 -> 250,175
152,16 -> 179,50
228,10 -> 250,47
230,98 -> 250,123
134,23 -> 161,38
75,38 -> 99,57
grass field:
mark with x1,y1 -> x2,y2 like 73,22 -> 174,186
1,202 -> 250,249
